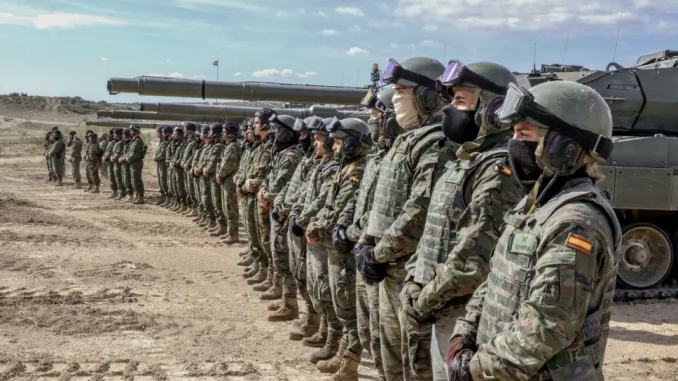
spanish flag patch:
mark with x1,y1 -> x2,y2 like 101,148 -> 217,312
494,165 -> 512,176
566,233 -> 593,254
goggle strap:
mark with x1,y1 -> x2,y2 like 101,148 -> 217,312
392,68 -> 437,90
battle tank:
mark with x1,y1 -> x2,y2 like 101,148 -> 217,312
516,50 -> 678,297
86,120 -> 211,129
97,110 -> 227,123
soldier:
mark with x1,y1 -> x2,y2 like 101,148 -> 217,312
84,130 -> 94,189
66,130 -> 83,189
216,122 -> 242,242
236,120 -> 258,258
170,127 -> 189,213
103,129 -> 119,199
204,124 -> 227,235
259,115 -> 302,316
125,126 -> 146,204
99,132 -> 109,180
309,117 -> 373,381
289,117 -> 340,363
333,86 -> 399,381
355,57 -> 453,381
47,130 -> 66,186
111,129 -> 127,200
276,117 -> 322,341
395,61 -> 524,381
86,133 -> 103,193
193,125 -> 218,228
120,129 -> 134,201
191,126 -> 210,224
154,126 -> 170,205
44,131 -> 55,182
447,80 -> 619,381
163,127 -> 178,209
181,123 -> 200,217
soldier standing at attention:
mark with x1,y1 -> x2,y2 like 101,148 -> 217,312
126,126 -> 146,205
86,133 -> 103,193
154,126 -> 169,205
103,129 -> 119,199
44,131 -> 55,183
111,129 -> 127,200
448,81 -> 619,381
99,132 -> 109,180
181,123 -> 200,217
67,130 -> 83,189
47,130 -> 66,187
216,122 -> 243,243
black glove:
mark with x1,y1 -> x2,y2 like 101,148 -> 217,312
355,242 -> 387,284
449,349 -> 474,381
332,225 -> 353,253
289,216 -> 304,237
271,205 -> 282,222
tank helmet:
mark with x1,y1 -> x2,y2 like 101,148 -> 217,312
269,114 -> 298,144
326,117 -> 373,157
210,123 -> 223,137
361,86 -> 396,113
86,130 -> 94,137
173,126 -> 184,136
53,130 -> 63,139
108,128 -> 115,135
182,122 -> 197,132
114,128 -> 124,135
68,130 -> 76,136
255,108 -> 277,130
122,129 -> 131,137
381,56 -> 445,113
130,126 -> 141,135
225,122 -> 239,138
240,119 -> 251,131
498,81 -> 613,176
90,133 -> 98,140
156,126 -> 163,133
52,126 -> 59,132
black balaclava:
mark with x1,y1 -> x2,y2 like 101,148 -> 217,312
441,104 -> 479,144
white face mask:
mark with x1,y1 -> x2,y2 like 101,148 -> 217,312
393,91 -> 420,130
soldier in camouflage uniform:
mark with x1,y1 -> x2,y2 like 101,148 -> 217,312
278,117 -> 322,341
203,124 -> 225,233
309,118 -> 373,381
163,127 -> 178,209
191,126 -> 210,224
125,126 -> 146,204
235,121 -> 257,258
83,130 -> 94,189
396,62 -> 524,381
44,131 -> 55,182
179,123 -> 200,217
47,130 -> 66,187
448,81 -> 620,381
103,129 -> 119,198
258,115 -> 302,316
355,57 -> 453,381
86,133 -> 103,193
120,129 -> 134,201
289,117 -> 341,363
111,129 -> 127,200
154,126 -> 170,205
216,122 -> 242,243
99,133 -> 109,180
169,127 -> 189,213
67,130 -> 83,189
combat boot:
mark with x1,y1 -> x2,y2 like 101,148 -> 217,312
159,197 -> 171,207
155,195 -> 166,205
116,192 -> 126,201
165,198 -> 175,208
267,299 -> 285,311
73,182 -> 82,189
197,215 -> 209,226
242,262 -> 259,279
252,269 -> 274,290
191,213 -> 203,223
317,339 -> 348,373
247,266 -> 268,285
323,352 -> 360,381
267,297 -> 299,322
133,196 -> 145,205
209,224 -> 227,237
303,317 -> 328,348
45,177 -> 53,183
108,191 -> 118,199
290,310 -> 320,341
179,204 -> 189,213
239,250 -> 249,257
128,194 -> 136,203
84,184 -> 93,192
260,275 -> 283,300
170,201 -> 182,212
237,255 -> 254,267
201,219 -> 216,230
56,179 -> 63,186
91,185 -> 100,194
185,208 -> 199,217
309,328 -> 342,364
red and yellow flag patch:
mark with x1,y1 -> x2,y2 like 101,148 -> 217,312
494,165 -> 512,176
566,233 -> 593,254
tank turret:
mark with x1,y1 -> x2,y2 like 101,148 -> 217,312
137,103 -> 370,121
97,110 -> 226,123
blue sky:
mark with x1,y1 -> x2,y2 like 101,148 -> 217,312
1,0 -> 677,104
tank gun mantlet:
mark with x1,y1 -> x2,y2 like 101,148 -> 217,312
634,50 -> 678,67
540,63 -> 589,73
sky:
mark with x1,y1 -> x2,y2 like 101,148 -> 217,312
1,0 -> 677,104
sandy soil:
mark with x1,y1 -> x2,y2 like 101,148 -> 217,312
0,116 -> 677,381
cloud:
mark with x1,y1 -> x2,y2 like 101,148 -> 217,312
145,72 -> 186,78
348,26 -> 365,34
298,8 -> 306,14
166,59 -> 172,63
423,24 -> 438,31
392,0 -> 678,35
191,74 -> 207,79
234,72 -> 242,76
335,6 -> 364,17
317,11 -> 327,17
367,21 -> 405,28
275,12 -> 288,17
390,43 -> 399,49
172,0 -> 266,12
379,4 -> 391,13
420,39 -> 437,46
251,68 -> 316,78
0,11 -> 125,29
346,47 -> 370,56
321,29 -> 340,36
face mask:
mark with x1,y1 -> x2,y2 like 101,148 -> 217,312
300,136 -> 311,152
393,92 -> 419,130
368,118 -> 380,143
441,104 -> 479,144
507,139 -> 541,192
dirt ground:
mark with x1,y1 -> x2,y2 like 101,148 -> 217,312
1,116 -> 677,381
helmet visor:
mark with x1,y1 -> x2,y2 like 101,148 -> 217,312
438,59 -> 508,95
381,58 -> 437,89
269,115 -> 294,131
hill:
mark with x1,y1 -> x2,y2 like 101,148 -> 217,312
0,94 -> 136,124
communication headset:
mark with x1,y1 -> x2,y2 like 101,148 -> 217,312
474,96 -> 506,132
538,131 -> 586,176
415,85 -> 441,114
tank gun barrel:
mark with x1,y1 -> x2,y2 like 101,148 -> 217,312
137,102 -> 370,121
85,120 -> 167,129
107,77 -> 368,105
97,110 -> 226,123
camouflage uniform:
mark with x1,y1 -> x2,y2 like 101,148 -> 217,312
248,141 -> 273,268
155,138 -> 169,197
48,138 -> 66,182
191,142 -> 206,216
165,139 -> 177,202
86,140 -> 102,186
452,178 -> 620,381
127,135 -> 146,199
171,137 -> 188,206
121,138 -> 134,198
404,131 -> 523,380
198,140 -> 222,223
205,139 -> 224,225
103,136 -> 118,194
182,136 -> 200,209
67,136 -> 83,184
112,136 -> 127,198
99,134 -> 109,179
217,139 -> 242,238
45,137 -> 55,180
236,142 -> 253,228
363,121 -> 455,381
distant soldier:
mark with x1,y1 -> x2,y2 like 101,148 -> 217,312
160,126 -> 176,207
99,132 -> 109,180
86,133 -> 102,193
47,130 -> 66,186
154,126 -> 170,205
125,126 -> 146,204
103,129 -> 119,199
180,122 -> 200,217
44,131 -> 55,182
217,122 -> 242,242
66,131 -> 83,189
111,129 -> 127,201
120,129 -> 134,201
170,126 -> 189,213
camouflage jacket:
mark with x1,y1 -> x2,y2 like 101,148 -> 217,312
171,139 -> 187,168
125,136 -> 145,164
217,140 -> 242,185
154,140 -> 169,163
236,142 -> 254,183
261,144 -> 302,203
44,140 -> 53,155
182,136 -> 200,167
292,154 -> 338,228
121,140 -> 133,164
165,140 -> 177,169
453,178 -> 621,381
111,140 -> 125,163
200,140 -> 224,177
48,139 -> 66,158
246,140 -> 273,191
276,147 -> 315,216
99,136 -> 109,156
86,141 -> 102,164
190,143 -> 206,173
67,136 -> 83,158
103,138 -> 117,161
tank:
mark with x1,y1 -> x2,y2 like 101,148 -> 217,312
85,120 -> 213,129
97,110 -> 227,123
107,76 -> 369,105
516,50 -> 678,294
137,103 -> 370,121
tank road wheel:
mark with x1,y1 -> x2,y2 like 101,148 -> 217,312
617,223 -> 673,290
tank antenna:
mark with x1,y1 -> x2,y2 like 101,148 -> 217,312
612,12 -> 624,63
533,42 -> 537,72
562,20 -> 572,64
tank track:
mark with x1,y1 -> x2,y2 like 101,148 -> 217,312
614,285 -> 678,303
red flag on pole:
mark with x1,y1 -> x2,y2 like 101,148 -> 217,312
213,60 -> 219,66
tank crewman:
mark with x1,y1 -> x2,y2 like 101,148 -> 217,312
67,130 -> 83,189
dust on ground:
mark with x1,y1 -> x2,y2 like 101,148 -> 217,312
1,116 -> 677,380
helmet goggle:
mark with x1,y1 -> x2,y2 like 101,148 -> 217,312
325,117 -> 372,145
437,60 -> 508,100
499,83 -> 613,160
381,58 -> 437,89
293,118 -> 309,132
361,88 -> 390,113
269,115 -> 294,131
306,116 -> 327,134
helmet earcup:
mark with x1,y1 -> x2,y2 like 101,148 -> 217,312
342,137 -> 361,157
540,132 -> 586,175
416,86 -> 440,113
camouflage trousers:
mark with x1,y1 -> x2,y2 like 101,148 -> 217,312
71,156 -> 81,183
122,163 -> 134,196
244,195 -> 266,265
357,274 -> 385,379
131,161 -> 144,197
210,177 -> 225,224
379,263 -> 409,381
191,172 -> 201,209
200,176 -> 214,219
173,167 -> 187,204
85,161 -> 93,185
270,214 -> 296,298
107,161 -> 117,192
255,204 -> 272,265
222,183 -> 239,237
47,156 -> 55,179
100,159 -> 107,179
114,163 -> 126,196
51,155 -> 64,181
306,241 -> 342,331
167,168 -> 175,199
184,170 -> 194,207
158,161 -> 168,196
430,306 -> 466,381
87,161 -> 101,186
328,246 -> 362,354
288,229 -> 313,310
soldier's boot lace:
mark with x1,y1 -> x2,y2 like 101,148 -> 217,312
133,196 -> 145,205
317,339 -> 348,373
259,274 -> 283,300
92,185 -> 100,194
108,191 -> 118,199
324,351 -> 360,381
290,310 -> 320,341
237,255 -> 254,267
267,296 -> 299,322
310,328 -> 342,364
252,268 -> 274,290
302,316 -> 328,348
242,261 -> 259,279
155,195 -> 166,205
247,266 -> 268,285
84,184 -> 93,192
209,224 -> 227,237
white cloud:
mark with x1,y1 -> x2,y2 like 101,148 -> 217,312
101,57 -> 108,61
173,0 -> 267,12
346,47 -> 370,56
234,72 -> 242,76
423,24 -> 438,31
297,71 -> 318,78
191,74 -> 207,79
335,6 -> 365,17
390,43 -> 399,49
0,11 -> 125,29
348,25 -> 364,34
298,8 -> 306,14
317,11 -> 327,17
275,12 -> 288,17
321,29 -> 340,36
420,39 -> 437,46
251,68 -> 316,78
367,21 -> 405,28
379,4 -> 391,13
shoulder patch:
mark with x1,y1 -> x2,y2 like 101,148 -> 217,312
287,151 -> 296,156
494,159 -> 512,176
265,148 -> 272,153
350,176 -> 360,183
566,233 -> 593,254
